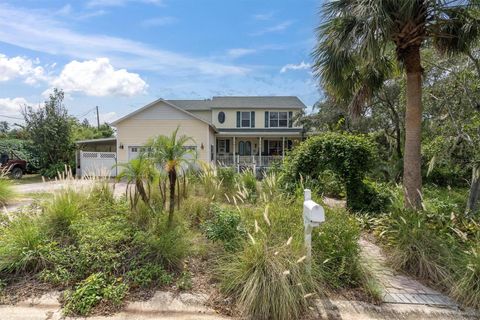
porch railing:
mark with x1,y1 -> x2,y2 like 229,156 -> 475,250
216,155 -> 282,167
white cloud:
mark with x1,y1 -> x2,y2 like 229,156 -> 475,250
0,4 -> 247,77
227,48 -> 257,58
251,21 -> 293,36
87,0 -> 163,7
280,61 -> 311,73
141,16 -> 176,27
0,54 -> 47,84
50,58 -> 148,97
0,97 -> 38,120
252,12 -> 274,21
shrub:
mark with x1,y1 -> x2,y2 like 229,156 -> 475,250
312,208 -> 363,288
348,180 -> 392,213
70,215 -> 132,275
219,236 -> 315,320
375,209 -> 454,286
126,263 -> 173,288
134,221 -> 190,270
235,169 -> 257,202
218,166 -> 236,192
280,132 -> 377,211
176,271 -> 193,291
0,138 -> 40,172
219,203 -> 316,320
40,162 -> 72,179
450,240 -> 480,309
63,273 -> 128,316
179,195 -> 212,226
0,215 -> 49,274
202,205 -> 246,252
42,189 -> 85,237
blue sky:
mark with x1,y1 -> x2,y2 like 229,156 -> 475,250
0,0 -> 321,125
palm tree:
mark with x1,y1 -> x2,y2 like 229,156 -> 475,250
313,0 -> 479,209
116,155 -> 155,206
145,128 -> 197,227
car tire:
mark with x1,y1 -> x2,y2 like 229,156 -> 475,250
11,167 -> 23,179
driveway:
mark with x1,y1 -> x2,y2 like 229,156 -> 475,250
4,179 -> 128,214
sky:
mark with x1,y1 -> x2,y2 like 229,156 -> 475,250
0,0 -> 322,125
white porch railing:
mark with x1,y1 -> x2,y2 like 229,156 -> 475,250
216,155 -> 282,167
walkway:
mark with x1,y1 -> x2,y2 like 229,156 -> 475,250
360,238 -> 457,307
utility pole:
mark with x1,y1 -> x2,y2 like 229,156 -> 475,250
96,106 -> 100,129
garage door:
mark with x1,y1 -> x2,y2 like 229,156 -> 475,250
128,146 -> 141,161
79,151 -> 117,177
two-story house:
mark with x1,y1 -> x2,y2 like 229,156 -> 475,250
76,96 -> 306,176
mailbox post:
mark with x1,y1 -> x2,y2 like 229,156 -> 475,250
303,189 -> 325,273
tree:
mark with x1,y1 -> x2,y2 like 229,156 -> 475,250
22,89 -> 74,174
145,128 -> 196,228
313,0 -> 480,209
0,121 -> 9,135
116,156 -> 155,207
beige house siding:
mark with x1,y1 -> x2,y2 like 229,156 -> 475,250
115,101 -> 211,163
211,109 -> 302,129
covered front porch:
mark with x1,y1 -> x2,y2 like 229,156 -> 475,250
215,134 -> 302,170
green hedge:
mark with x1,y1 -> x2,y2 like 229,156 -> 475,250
281,133 -> 389,212
0,139 -> 40,172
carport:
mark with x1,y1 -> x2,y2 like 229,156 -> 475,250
75,137 -> 117,177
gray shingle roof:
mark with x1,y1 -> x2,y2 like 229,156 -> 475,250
212,96 -> 306,109
167,96 -> 306,111
165,99 -> 212,110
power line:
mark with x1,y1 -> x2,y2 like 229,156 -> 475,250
74,107 -> 97,119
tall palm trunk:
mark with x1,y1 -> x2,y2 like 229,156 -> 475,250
168,169 -> 177,227
135,179 -> 149,204
466,165 -> 480,215
403,45 -> 423,210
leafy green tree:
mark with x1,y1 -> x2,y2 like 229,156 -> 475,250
145,128 -> 196,227
313,0 -> 480,209
22,89 -> 74,175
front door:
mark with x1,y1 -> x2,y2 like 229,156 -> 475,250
238,140 -> 251,156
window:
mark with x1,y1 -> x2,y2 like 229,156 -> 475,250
269,112 -> 289,127
268,140 -> 282,155
218,111 -> 225,124
241,111 -> 251,127
218,139 -> 226,151
239,141 -> 251,155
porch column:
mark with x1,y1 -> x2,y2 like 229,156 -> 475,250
233,136 -> 236,169
259,137 -> 262,167
282,137 -> 285,160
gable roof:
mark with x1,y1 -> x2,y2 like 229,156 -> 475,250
211,96 -> 306,109
110,98 -> 217,131
166,99 -> 212,110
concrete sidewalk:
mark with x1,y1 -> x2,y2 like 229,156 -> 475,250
2,290 -> 478,320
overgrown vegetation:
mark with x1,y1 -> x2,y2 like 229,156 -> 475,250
0,177 -> 189,316
0,169 -> 14,206
370,186 -> 480,309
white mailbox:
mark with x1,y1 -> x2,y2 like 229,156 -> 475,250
303,199 -> 325,227
302,189 -> 326,273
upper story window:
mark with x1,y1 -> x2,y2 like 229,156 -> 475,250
241,111 -> 251,127
269,111 -> 289,127
218,111 -> 225,124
